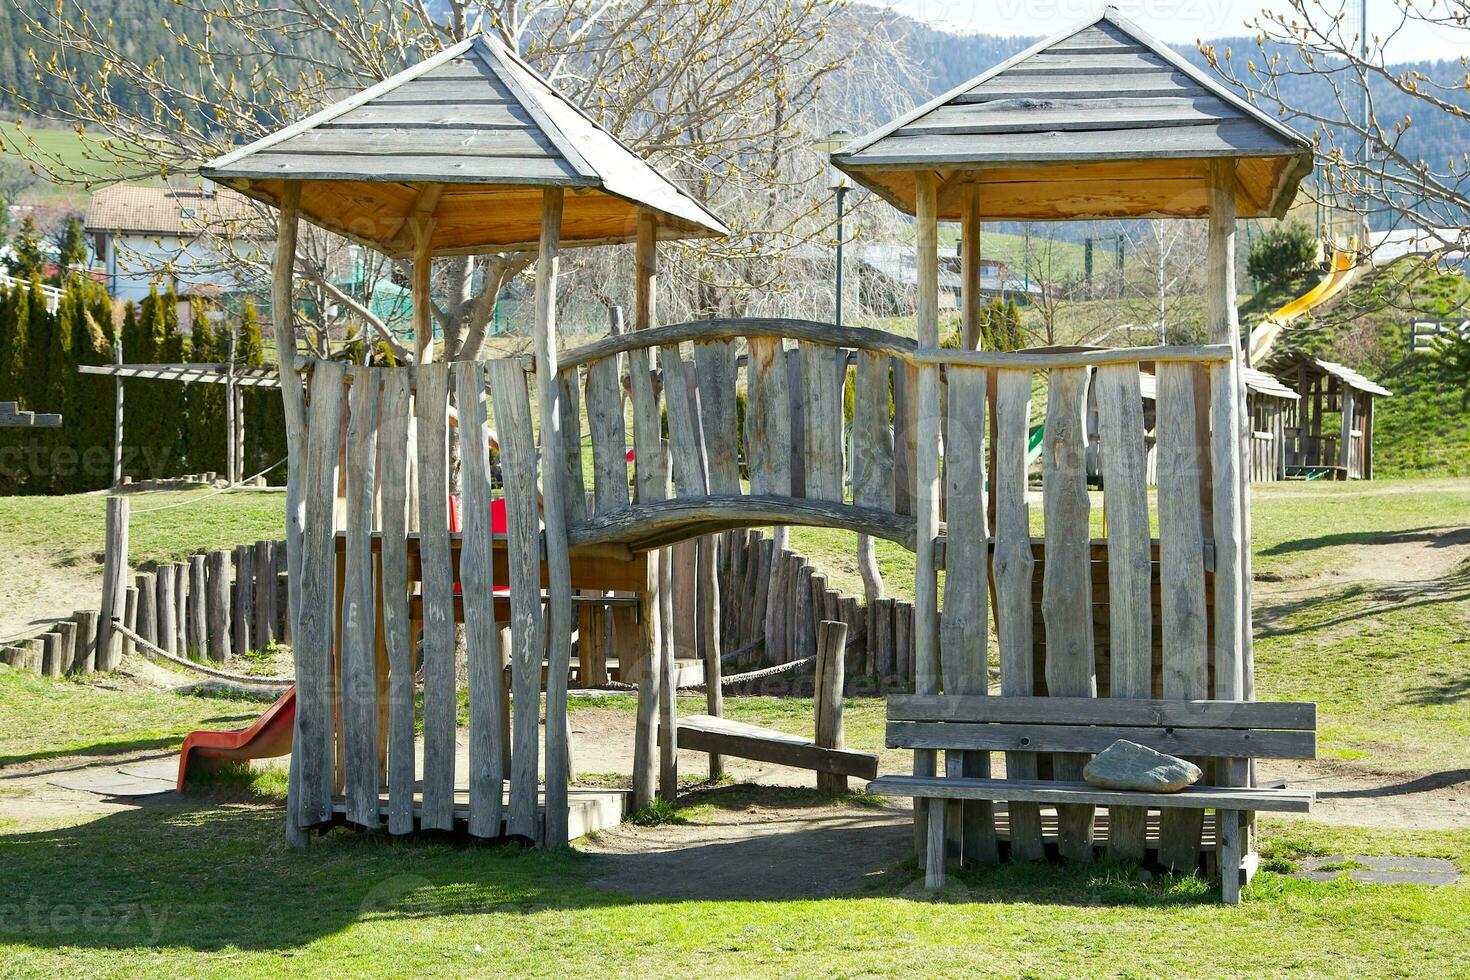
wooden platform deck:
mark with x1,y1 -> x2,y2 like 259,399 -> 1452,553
668,714 -> 880,780
327,785 -> 628,841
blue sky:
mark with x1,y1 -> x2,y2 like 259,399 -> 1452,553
859,0 -> 1469,61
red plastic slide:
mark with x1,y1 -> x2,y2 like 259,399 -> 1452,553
175,496 -> 514,792
175,685 -> 296,791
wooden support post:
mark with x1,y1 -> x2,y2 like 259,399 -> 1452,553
188,556 -> 207,659
73,609 -> 98,675
155,564 -> 176,657
121,586 -> 138,660
960,182 -> 983,351
111,338 -> 124,487
409,187 -> 442,365
96,495 -> 129,672
55,620 -> 77,675
135,572 -> 157,648
815,619 -> 848,794
699,535 -> 724,779
233,544 -> 254,655
912,170 -> 942,854
630,208 -> 665,811
172,561 -> 189,657
41,632 -> 62,678
253,540 -> 275,648
270,181 -> 308,848
206,549 -> 232,662
225,330 -> 238,486
529,186 -> 575,848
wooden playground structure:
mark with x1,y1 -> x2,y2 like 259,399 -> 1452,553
198,9 -> 1322,902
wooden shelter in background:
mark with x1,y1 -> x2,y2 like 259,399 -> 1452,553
833,6 -> 1316,901
1270,352 -> 1391,479
202,33 -> 727,849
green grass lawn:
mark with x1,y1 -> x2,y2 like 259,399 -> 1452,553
1,478 -> 1467,974
0,490 -> 287,577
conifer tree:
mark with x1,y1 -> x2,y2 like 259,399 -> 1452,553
186,297 -> 225,474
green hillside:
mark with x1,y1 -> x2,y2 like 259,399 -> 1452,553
1255,257 -> 1470,478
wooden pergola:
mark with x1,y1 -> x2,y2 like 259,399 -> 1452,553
200,33 -> 727,844
1271,353 -> 1391,479
833,7 -> 1314,900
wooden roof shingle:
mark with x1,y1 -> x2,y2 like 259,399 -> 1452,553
832,8 -> 1313,221
201,35 -> 727,256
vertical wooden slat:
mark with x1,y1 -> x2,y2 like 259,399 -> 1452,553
456,359 -> 507,839
800,343 -> 843,501
296,358 -> 345,829
1156,361 -> 1210,870
341,365 -> 380,828
559,367 -> 587,524
1094,364 -> 1153,860
940,364 -> 997,864
232,545 -> 253,656
490,358 -> 544,838
135,572 -> 156,648
378,370 -> 415,835
253,540 -> 276,649
206,550 -> 232,663
1041,366 -> 1096,862
585,355 -> 629,513
155,564 -> 176,657
892,359 -> 918,515
415,360 -> 456,832
661,346 -> 707,497
187,555 -> 207,659
851,351 -> 894,511
744,337 -> 791,497
627,343 -> 664,808
912,171 -> 942,856
694,339 -> 740,494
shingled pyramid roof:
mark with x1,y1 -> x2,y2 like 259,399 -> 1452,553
202,35 -> 727,256
832,8 -> 1313,221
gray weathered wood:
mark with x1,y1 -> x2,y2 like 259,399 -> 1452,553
815,620 -> 850,793
868,776 -> 1312,813
253,540 -> 276,649
340,365 -> 380,829
909,344 -> 1232,369
96,495 -> 129,671
296,358 -> 346,828
744,336 -> 792,497
232,545 -> 254,656
938,364 -> 997,864
560,317 -> 916,372
890,695 -> 1315,729
1093,364 -> 1153,859
489,358 -> 543,838
41,631 -> 61,677
415,361 -> 457,831
206,550 -> 232,663
121,585 -> 138,659
850,351 -> 894,513
174,561 -> 190,658
135,572 -> 157,649
558,367 -> 587,524
668,714 -> 878,779
455,359 -> 507,838
1155,361 -> 1211,870
187,554 -> 207,659
378,371 -> 415,835
887,721 -> 1314,758
73,609 -> 98,675
565,495 -> 917,551
800,343 -> 843,501
660,347 -> 707,496
155,564 -> 176,658
1218,808 -> 1244,903
693,339 -> 740,494
584,354 -> 629,513
1041,366 -> 1096,862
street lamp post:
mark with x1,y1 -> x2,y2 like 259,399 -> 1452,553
817,129 -> 854,326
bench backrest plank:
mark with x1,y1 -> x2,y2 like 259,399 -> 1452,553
886,720 -> 1315,760
887,694 -> 1315,730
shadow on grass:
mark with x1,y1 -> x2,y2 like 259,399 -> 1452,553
0,787 -> 1228,954
1257,524 -> 1470,560
0,735 -> 195,772
1316,769 -> 1470,800
1254,576 -> 1470,640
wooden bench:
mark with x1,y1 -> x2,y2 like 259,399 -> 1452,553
868,694 -> 1316,903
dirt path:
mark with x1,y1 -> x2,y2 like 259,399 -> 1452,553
0,550 -> 98,641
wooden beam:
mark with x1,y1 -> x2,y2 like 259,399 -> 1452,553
960,182 -> 983,350
410,195 -> 439,364
913,169 -> 941,857
630,208 -> 662,811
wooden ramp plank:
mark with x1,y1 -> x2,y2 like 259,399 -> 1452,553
668,715 -> 880,780
455,360 -> 506,839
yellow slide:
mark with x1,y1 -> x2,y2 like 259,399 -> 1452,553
1248,243 -> 1362,365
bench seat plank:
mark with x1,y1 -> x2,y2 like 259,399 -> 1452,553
887,694 -> 1314,730
868,775 -> 1313,813
668,714 -> 879,780
887,721 -> 1315,759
